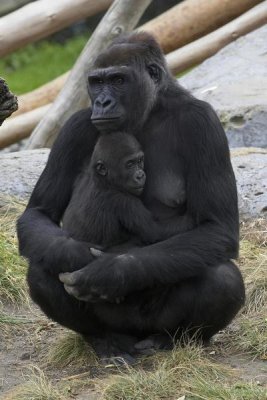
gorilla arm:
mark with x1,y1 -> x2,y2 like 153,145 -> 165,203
17,110 -> 99,274
60,101 -> 239,302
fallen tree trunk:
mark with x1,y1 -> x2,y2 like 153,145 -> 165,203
166,1 -> 267,75
4,1 -> 267,146
27,0 -> 152,149
0,0 -> 31,16
0,105 -> 49,149
141,0 -> 263,54
4,2 -> 267,148
12,0 -> 264,117
14,73 -> 69,117
0,0 -> 113,58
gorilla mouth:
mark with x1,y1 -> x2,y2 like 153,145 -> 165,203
131,186 -> 144,195
91,117 -> 121,124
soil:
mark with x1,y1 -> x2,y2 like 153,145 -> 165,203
1,302 -> 266,399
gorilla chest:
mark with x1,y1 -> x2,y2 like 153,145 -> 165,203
143,149 -> 186,218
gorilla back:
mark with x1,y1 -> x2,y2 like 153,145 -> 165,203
17,32 -> 245,361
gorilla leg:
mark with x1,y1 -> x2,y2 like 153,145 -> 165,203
133,261 -> 245,351
27,262 -> 103,335
27,263 -> 139,362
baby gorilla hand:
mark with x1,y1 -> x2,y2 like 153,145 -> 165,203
59,253 -> 137,303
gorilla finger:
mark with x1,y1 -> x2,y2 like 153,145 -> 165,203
90,247 -> 104,258
58,272 -> 78,285
134,338 -> 155,351
63,283 -> 79,297
115,297 -> 125,304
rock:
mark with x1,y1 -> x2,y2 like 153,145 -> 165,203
231,148 -> 267,219
0,148 -> 266,219
0,149 -> 49,199
180,25 -> 267,148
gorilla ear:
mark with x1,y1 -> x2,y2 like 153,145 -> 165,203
147,63 -> 163,83
95,160 -> 107,176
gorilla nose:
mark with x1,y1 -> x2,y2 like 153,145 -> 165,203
135,170 -> 146,185
95,96 -> 113,109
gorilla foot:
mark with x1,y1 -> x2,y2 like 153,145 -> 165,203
134,333 -> 174,355
84,333 -> 138,366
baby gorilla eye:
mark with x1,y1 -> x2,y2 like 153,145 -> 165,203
126,160 -> 134,168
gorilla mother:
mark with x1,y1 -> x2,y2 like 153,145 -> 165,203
17,33 -> 245,359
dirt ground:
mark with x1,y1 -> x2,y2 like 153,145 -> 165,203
1,301 -> 266,399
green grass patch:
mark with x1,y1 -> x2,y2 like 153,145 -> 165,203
0,35 -> 88,94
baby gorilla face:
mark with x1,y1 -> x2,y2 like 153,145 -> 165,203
95,150 -> 146,196
92,132 -> 146,196
119,150 -> 146,195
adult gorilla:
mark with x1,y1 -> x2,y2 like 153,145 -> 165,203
17,33 -> 245,360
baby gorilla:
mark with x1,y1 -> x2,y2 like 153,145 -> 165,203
62,132 -> 193,249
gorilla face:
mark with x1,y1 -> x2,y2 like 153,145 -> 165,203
88,65 -> 133,131
88,39 -> 166,134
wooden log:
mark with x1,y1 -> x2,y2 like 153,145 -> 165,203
166,1 -> 267,75
3,2 -> 267,148
0,0 -> 113,58
141,0 -> 263,54
0,0 -> 31,17
11,0 -> 264,117
14,73 -> 69,117
27,0 -> 153,149
0,105 -> 49,149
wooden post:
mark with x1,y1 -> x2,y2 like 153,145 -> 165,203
27,0 -> 153,149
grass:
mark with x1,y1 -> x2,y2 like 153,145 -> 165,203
223,222 -> 267,359
7,366 -> 66,400
0,35 -> 88,94
44,331 -> 98,368
101,343 -> 267,400
0,200 -> 27,302
1,205 -> 266,399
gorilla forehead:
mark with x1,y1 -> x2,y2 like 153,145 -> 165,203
94,32 -> 166,69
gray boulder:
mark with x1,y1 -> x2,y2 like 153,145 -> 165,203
0,149 -> 49,200
231,148 -> 267,219
180,25 -> 267,148
0,148 -> 266,220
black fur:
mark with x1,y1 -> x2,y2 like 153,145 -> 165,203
17,32 -> 245,361
62,131 -> 193,250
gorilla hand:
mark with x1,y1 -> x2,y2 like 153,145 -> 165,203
0,78 -> 18,125
59,252 -> 139,303
44,236 -> 102,275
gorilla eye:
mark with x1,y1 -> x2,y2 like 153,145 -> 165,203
126,160 -> 134,168
138,156 -> 144,165
89,77 -> 103,85
113,76 -> 124,85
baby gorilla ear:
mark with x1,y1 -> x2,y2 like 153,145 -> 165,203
95,160 -> 107,176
